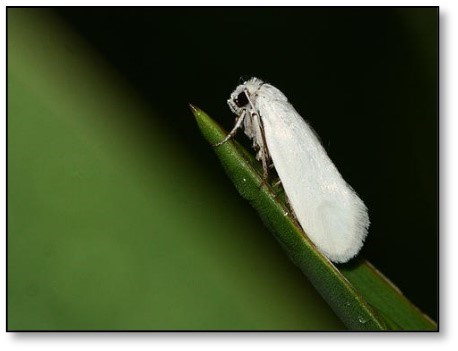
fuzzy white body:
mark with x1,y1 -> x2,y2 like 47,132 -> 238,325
227,78 -> 369,263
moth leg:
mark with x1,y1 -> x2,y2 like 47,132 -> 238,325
260,148 -> 269,180
257,113 -> 271,182
258,140 -> 274,194
271,178 -> 286,198
256,146 -> 270,189
213,110 -> 246,147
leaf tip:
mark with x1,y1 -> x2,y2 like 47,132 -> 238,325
189,103 -> 200,117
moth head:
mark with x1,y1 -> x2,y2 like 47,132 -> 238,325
227,77 -> 264,114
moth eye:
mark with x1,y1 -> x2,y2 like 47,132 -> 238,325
234,91 -> 249,107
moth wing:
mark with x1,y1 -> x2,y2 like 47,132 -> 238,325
258,95 -> 369,263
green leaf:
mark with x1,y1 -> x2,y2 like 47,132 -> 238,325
191,105 -> 437,331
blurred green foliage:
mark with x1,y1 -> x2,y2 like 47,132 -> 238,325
8,8 -> 345,330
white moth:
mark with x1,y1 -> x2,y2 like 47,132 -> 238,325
217,77 -> 369,263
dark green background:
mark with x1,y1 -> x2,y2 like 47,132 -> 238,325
8,7 -> 438,330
